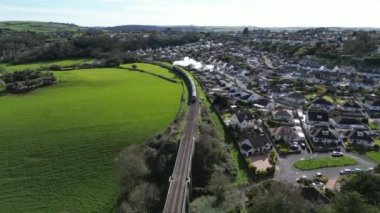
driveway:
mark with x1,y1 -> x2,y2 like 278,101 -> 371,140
274,149 -> 375,185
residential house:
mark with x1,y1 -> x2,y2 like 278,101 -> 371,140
239,134 -> 272,157
272,109 -> 294,123
311,98 -> 335,111
340,100 -> 363,112
230,111 -> 255,130
270,126 -> 300,142
345,129 -> 374,147
252,98 -> 275,110
309,127 -> 340,145
331,117 -> 365,130
287,93 -> 306,105
306,110 -> 329,126
367,99 -> 380,111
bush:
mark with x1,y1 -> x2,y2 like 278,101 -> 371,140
249,163 -> 257,174
245,158 -> 252,165
48,64 -> 62,71
269,151 -> 278,165
280,148 -> 289,155
325,188 -> 336,199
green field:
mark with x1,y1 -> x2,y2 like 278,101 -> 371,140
0,21 -> 84,32
0,65 -> 183,212
0,59 -> 94,72
294,157 -> 357,170
366,151 -> 380,164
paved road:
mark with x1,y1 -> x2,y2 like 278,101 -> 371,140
163,102 -> 198,213
274,149 -> 375,184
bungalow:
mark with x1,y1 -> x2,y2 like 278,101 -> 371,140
306,110 -> 329,126
270,126 -> 300,142
311,98 -> 335,111
331,117 -> 365,130
340,100 -> 363,112
309,127 -> 340,145
272,109 -> 294,123
345,129 -> 374,147
230,111 -> 255,130
367,99 -> 380,111
239,134 -> 272,157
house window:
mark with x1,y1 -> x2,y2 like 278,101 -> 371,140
322,130 -> 329,136
317,115 -> 322,119
357,131 -> 364,137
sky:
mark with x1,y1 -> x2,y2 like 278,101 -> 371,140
0,0 -> 379,27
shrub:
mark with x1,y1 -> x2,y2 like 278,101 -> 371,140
280,148 -> 289,155
374,144 -> 379,151
249,163 -> 257,174
325,188 -> 336,199
245,158 -> 252,164
269,151 -> 278,165
49,64 -> 62,71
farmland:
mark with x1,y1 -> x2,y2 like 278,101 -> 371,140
0,64 -> 183,212
0,21 -> 85,32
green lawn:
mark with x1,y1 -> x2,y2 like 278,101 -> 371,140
322,95 -> 334,104
366,151 -> 380,164
0,65 -> 183,212
294,157 -> 357,170
375,139 -> 380,146
1,59 -> 94,72
370,122 -> 379,130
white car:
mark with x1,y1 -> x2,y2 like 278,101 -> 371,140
340,168 -> 353,175
332,151 -> 343,157
312,182 -> 324,189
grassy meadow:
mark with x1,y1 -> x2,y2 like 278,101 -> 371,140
0,65 -> 183,212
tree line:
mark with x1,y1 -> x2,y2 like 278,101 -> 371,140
0,30 -> 203,64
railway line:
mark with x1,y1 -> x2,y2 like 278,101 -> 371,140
163,66 -> 198,213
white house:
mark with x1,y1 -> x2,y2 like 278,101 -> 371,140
239,135 -> 272,157
272,109 -> 294,123
270,126 -> 300,142
230,111 -> 255,130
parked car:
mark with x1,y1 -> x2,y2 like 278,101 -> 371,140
312,182 -> 324,189
332,151 -> 343,157
366,167 -> 374,173
300,143 -> 306,150
296,175 -> 308,183
340,168 -> 353,175
354,168 -> 363,173
316,172 -> 322,177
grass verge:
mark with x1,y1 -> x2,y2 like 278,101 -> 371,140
294,156 -> 357,170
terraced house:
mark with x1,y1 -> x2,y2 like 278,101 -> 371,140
309,127 -> 340,145
345,129 -> 374,147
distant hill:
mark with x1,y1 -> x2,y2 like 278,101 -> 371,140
0,21 -> 85,32
1,21 -> 379,33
